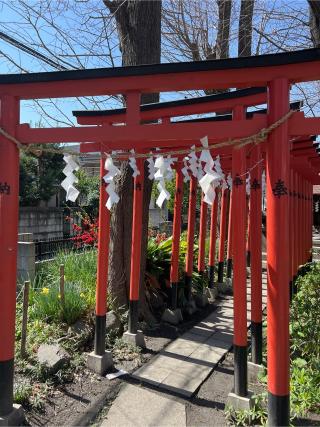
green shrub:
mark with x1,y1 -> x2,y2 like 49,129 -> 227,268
291,263 -> 320,361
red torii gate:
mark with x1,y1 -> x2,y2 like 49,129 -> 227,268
1,48 -> 320,426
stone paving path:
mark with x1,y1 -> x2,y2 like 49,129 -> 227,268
103,273 -> 267,426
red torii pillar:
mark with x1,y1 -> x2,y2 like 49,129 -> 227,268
198,194 -> 208,276
185,176 -> 197,301
208,189 -> 219,290
0,95 -> 21,419
217,188 -> 229,285
266,78 -> 290,426
308,181 -> 313,262
249,145 -> 263,365
226,189 -> 233,279
230,105 -> 248,397
170,165 -> 183,310
125,158 -> 146,346
94,158 -> 110,353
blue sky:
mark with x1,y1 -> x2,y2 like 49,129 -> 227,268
0,0 -> 317,127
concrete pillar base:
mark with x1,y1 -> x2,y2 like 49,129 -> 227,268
218,279 -> 233,294
184,299 -> 197,316
206,287 -> 218,301
122,330 -> 146,348
194,293 -> 209,308
0,404 -> 25,426
248,361 -> 265,383
161,308 -> 183,325
87,351 -> 114,376
226,391 -> 254,411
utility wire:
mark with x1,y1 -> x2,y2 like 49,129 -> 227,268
0,31 -> 70,71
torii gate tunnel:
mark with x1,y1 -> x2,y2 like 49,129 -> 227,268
1,48 -> 320,426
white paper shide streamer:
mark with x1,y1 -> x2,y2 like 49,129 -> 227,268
129,149 -> 140,178
61,154 -> 80,202
154,155 -> 175,208
246,172 -> 251,195
147,156 -> 156,180
198,136 -> 222,205
104,157 -> 121,210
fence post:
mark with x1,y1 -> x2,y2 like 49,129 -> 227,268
59,265 -> 65,306
20,281 -> 30,359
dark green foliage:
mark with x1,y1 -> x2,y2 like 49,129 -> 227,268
19,145 -> 64,206
75,169 -> 100,217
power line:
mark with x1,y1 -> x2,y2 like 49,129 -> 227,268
0,31 -> 70,71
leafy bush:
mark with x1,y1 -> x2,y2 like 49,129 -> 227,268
290,262 -> 320,360
291,358 -> 320,415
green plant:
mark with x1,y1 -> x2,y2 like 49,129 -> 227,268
225,393 -> 268,426
291,358 -> 320,415
14,382 -> 32,406
290,263 -> 320,361
29,281 -> 90,325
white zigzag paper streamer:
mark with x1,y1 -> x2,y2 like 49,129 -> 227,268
227,173 -> 232,190
147,156 -> 155,179
246,172 -> 251,195
61,154 -> 80,202
198,136 -> 221,205
154,155 -> 176,208
181,157 -> 191,182
129,149 -> 140,178
104,157 -> 121,210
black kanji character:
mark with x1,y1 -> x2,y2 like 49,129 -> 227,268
251,178 -> 261,191
233,175 -> 243,187
272,179 -> 288,198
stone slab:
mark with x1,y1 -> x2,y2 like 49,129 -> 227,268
0,405 -> 24,427
226,391 -> 254,411
102,384 -> 186,427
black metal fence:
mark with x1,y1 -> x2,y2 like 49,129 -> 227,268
35,237 -> 82,261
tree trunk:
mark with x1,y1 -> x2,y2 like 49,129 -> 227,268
215,0 -> 232,59
103,0 -> 161,318
308,0 -> 320,47
238,0 -> 254,57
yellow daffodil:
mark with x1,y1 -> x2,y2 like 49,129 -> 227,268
41,287 -> 50,295
58,294 -> 61,300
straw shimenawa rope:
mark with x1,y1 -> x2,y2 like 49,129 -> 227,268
0,109 -> 294,160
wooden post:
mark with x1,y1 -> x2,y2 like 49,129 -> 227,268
94,158 -> 110,355
198,194 -> 208,275
266,78 -> 290,426
128,158 -> 145,334
208,189 -> 219,288
59,264 -> 65,306
170,165 -> 183,309
0,95 -> 20,417
249,145 -> 263,365
185,176 -> 197,301
231,105 -> 248,397
217,188 -> 229,284
226,189 -> 233,278
20,281 -> 30,359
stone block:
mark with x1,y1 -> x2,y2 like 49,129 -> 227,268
87,351 -> 113,376
248,361 -> 265,383
226,391 -> 254,411
122,330 -> 146,348
161,308 -> 182,325
37,344 -> 70,374
206,287 -> 218,300
184,299 -> 197,315
194,293 -> 209,308
0,404 -> 24,426
106,311 -> 123,335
